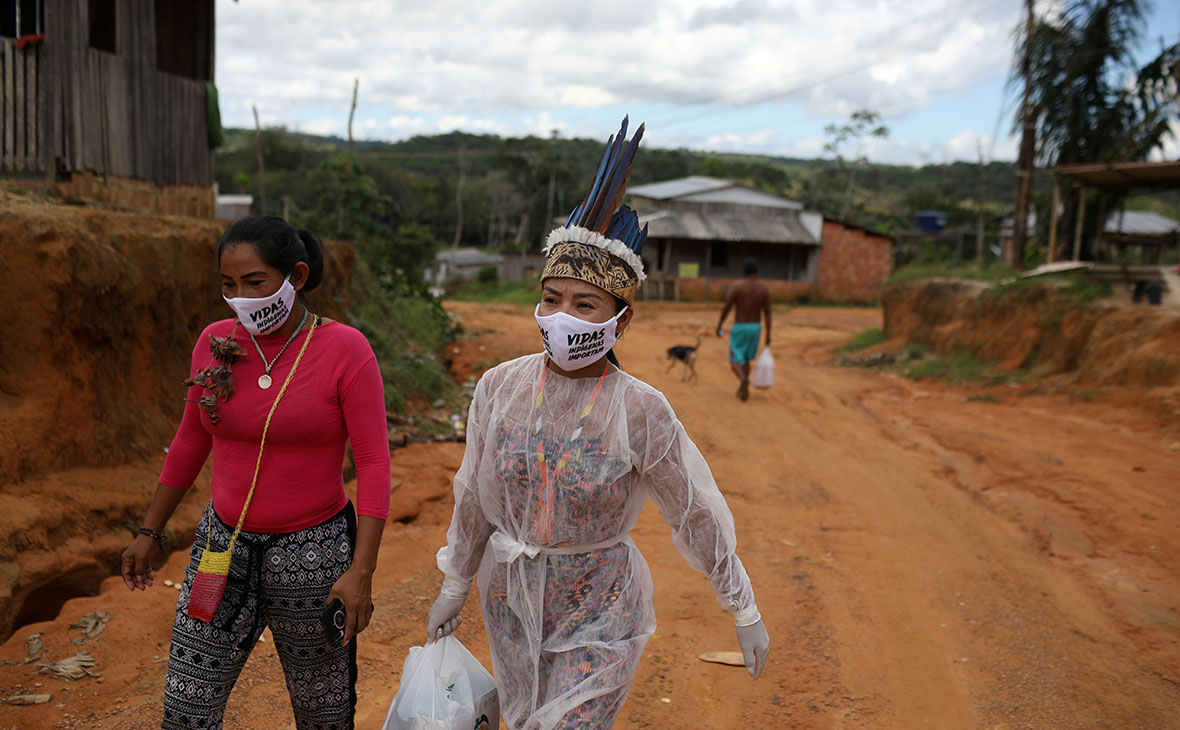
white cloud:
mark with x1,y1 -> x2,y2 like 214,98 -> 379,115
214,0 -> 1027,164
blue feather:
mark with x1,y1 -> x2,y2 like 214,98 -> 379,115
556,115 -> 647,262
574,130 -> 617,228
587,123 -> 644,232
583,119 -> 635,230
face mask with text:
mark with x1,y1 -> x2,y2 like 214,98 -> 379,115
223,276 -> 297,335
534,304 -> 627,371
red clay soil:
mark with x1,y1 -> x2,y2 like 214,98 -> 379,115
0,194 -> 358,641
2,299 -> 1178,728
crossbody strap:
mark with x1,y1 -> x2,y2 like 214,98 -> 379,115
204,315 -> 320,555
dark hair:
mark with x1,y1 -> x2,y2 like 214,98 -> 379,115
217,215 -> 325,292
742,258 -> 758,275
607,295 -> 628,370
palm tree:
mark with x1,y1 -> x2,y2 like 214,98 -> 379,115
1016,0 -> 1179,259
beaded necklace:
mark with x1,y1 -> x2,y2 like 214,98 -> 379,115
533,359 -> 610,542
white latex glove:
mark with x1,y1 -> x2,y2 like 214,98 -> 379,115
736,619 -> 770,679
426,593 -> 466,642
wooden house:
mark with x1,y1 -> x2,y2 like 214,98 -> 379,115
1,0 -> 217,216
630,176 -> 894,303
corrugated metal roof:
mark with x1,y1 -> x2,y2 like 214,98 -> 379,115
678,187 -> 802,209
628,176 -> 731,200
435,247 -> 505,265
639,210 -> 820,245
1105,210 -> 1180,235
629,176 -> 803,209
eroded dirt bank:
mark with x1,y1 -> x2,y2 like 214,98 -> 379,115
883,279 -> 1180,432
2,300 -> 1177,729
0,195 -> 357,639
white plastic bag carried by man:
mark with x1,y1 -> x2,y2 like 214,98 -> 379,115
384,636 -> 499,730
752,347 -> 774,389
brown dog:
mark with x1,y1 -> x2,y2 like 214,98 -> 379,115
665,335 -> 701,382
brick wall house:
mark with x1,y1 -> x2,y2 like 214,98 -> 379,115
817,220 -> 894,303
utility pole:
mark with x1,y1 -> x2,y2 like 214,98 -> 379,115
977,139 -> 986,269
452,146 -> 466,249
1009,0 -> 1036,270
252,104 -> 266,215
340,79 -> 359,234
346,78 -> 359,169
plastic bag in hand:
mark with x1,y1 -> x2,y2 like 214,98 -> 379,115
383,635 -> 499,730
751,347 -> 775,389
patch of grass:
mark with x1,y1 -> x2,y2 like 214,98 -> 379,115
901,351 -> 1014,386
902,342 -> 926,361
887,263 -> 1016,286
992,272 -> 1111,304
1069,388 -> 1106,403
967,394 -> 1001,403
345,260 -> 460,413
450,276 -> 541,306
836,328 -> 886,354
1056,275 -> 1110,302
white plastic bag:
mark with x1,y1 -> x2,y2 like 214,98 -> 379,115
384,636 -> 499,730
751,347 -> 774,389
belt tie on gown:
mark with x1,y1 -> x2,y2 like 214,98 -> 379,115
489,530 -> 629,564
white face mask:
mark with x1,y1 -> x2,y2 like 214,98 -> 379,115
535,304 -> 627,371
223,276 -> 297,335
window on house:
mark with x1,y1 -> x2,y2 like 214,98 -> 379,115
710,244 -> 728,269
89,0 -> 116,52
1,0 -> 42,38
155,0 -> 213,80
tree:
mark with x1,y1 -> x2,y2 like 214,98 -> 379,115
824,109 -> 890,221
1019,0 -> 1180,259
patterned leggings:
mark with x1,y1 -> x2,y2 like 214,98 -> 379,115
161,503 -> 357,730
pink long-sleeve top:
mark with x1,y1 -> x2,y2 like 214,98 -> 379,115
159,318 -> 391,532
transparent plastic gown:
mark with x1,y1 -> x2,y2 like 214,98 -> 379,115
437,354 -> 756,729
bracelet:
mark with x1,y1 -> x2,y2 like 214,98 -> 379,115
138,527 -> 166,546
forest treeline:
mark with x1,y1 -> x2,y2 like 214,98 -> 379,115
215,126 -> 1178,261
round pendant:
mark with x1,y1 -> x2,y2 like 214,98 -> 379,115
258,374 -> 273,390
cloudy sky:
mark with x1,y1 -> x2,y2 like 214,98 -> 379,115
215,0 -> 1179,166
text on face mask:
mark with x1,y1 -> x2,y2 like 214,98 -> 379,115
252,299 -> 289,329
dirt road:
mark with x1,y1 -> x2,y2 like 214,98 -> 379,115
2,302 -> 1178,729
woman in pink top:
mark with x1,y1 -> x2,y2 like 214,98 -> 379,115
120,216 -> 391,730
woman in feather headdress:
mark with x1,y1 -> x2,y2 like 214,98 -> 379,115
424,118 -> 770,729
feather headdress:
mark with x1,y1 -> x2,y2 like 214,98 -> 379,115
542,116 -> 648,304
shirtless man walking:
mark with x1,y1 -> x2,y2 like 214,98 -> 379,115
716,258 -> 771,401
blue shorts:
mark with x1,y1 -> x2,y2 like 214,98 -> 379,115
728,323 -> 761,364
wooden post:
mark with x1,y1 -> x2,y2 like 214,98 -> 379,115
281,194 -> 291,222
252,104 -> 266,214
704,241 -> 713,295
1072,185 -> 1086,261
976,140 -> 986,268
1047,177 -> 1060,262
1009,0 -> 1036,270
1094,194 -> 1107,261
